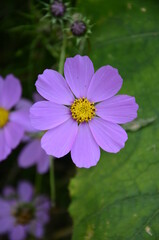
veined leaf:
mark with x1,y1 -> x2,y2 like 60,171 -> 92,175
69,0 -> 159,239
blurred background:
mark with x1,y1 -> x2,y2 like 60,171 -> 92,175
0,0 -> 159,239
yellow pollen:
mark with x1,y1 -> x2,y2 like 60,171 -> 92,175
71,98 -> 96,123
0,107 -> 9,128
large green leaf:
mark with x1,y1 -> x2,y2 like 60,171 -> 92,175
69,0 -> 159,239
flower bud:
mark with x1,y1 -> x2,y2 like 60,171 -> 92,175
71,20 -> 87,36
51,1 -> 66,18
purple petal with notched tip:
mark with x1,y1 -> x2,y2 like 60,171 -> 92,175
4,122 -> 24,149
41,118 -> 78,158
96,95 -> 139,124
87,65 -> 123,102
71,123 -> 100,168
89,117 -> 128,153
30,101 -> 71,131
36,69 -> 74,104
0,74 -> 22,110
64,55 -> 94,98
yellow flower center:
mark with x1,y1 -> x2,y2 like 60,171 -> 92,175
0,107 -> 9,128
71,98 -> 96,123
13,204 -> 35,225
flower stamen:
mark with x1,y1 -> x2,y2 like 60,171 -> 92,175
71,98 -> 96,123
12,204 -> 35,225
0,108 -> 9,128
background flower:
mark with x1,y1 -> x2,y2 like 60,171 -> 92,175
0,75 -> 32,161
18,94 -> 50,174
18,139 -> 50,174
51,0 -> 66,18
0,181 -> 50,240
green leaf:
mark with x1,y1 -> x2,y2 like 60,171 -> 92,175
69,0 -> 159,239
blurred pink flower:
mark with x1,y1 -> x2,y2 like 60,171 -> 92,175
0,181 -> 50,240
0,75 -> 31,161
18,93 -> 50,174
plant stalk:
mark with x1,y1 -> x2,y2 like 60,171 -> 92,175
50,156 -> 56,205
58,34 -> 67,75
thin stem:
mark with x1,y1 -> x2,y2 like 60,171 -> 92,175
79,37 -> 86,54
35,172 -> 42,193
50,156 -> 56,205
58,34 -> 67,75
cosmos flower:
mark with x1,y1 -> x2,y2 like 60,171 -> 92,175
0,181 -> 50,240
0,75 -> 31,161
18,94 -> 50,174
30,55 -> 138,168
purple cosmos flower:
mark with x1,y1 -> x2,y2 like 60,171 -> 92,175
0,75 -> 31,161
18,95 -> 50,174
30,55 -> 139,168
0,181 -> 50,240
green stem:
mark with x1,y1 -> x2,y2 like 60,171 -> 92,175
35,173 -> 42,193
50,156 -> 56,205
58,34 -> 67,75
79,37 -> 86,55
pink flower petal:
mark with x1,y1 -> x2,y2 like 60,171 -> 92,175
64,55 -> 94,98
10,99 -> 34,132
29,221 -> 44,238
0,76 -> 4,97
17,181 -> 33,202
89,117 -> 128,153
35,69 -> 74,104
71,123 -> 100,168
18,139 -> 42,168
37,150 -> 50,174
0,198 -> 11,216
35,209 -> 49,224
0,129 -> 11,161
0,74 -> 22,110
30,101 -> 71,131
15,99 -> 32,110
3,187 -> 15,198
87,65 -> 123,102
9,225 -> 26,240
10,109 -> 33,132
96,95 -> 139,124
41,118 -> 78,158
0,216 -> 14,233
4,122 -> 24,149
